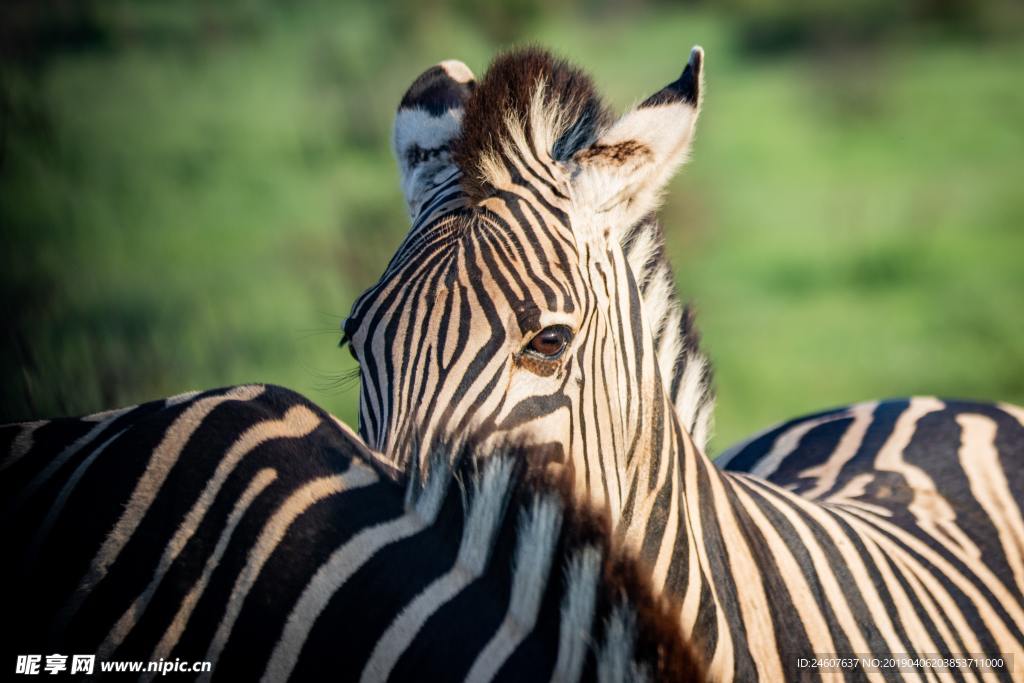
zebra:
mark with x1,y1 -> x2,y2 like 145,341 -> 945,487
718,397 -> 1024,500
0,384 -> 703,681
343,46 -> 1024,680
353,48 -> 715,462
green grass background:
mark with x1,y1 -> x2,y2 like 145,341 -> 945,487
2,1 -> 1022,451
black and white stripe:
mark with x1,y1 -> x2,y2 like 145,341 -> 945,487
343,47 -> 1024,681
0,384 -> 702,682
348,47 -> 714,465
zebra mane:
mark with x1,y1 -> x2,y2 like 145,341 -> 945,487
623,216 -> 716,453
404,441 -> 704,682
453,47 -> 612,200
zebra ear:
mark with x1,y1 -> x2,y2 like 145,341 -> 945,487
571,47 -> 703,231
393,60 -> 476,220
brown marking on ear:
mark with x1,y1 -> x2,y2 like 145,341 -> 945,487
576,140 -> 653,167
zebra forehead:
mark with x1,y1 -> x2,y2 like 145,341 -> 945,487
453,47 -> 612,201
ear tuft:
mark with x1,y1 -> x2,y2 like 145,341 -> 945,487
393,60 -> 477,219
642,46 -> 703,109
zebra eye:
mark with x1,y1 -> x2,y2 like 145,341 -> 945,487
526,325 -> 573,360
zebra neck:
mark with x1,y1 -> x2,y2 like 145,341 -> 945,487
626,393 -> 765,672
622,217 -> 715,454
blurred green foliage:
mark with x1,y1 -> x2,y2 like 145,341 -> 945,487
1,0 -> 1022,450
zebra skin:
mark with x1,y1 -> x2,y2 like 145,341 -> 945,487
341,45 -> 1024,681
719,397 -> 1024,505
0,384 -> 702,682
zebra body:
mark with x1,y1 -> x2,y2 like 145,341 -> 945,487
1,384 -> 701,682
7,43 -> 1023,682
707,398 -> 1024,680
718,396 -> 1024,657
345,47 -> 1024,680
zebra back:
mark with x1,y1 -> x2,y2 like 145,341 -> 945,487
0,384 -> 702,682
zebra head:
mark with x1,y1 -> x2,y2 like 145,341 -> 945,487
343,47 -> 712,522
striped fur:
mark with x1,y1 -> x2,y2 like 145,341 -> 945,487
349,47 -> 1024,681
0,385 -> 702,682
377,47 -> 714,458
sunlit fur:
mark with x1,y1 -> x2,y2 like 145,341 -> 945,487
352,47 -> 1024,681
383,52 -> 714,457
350,47 -> 713,488
0,385 -> 703,682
